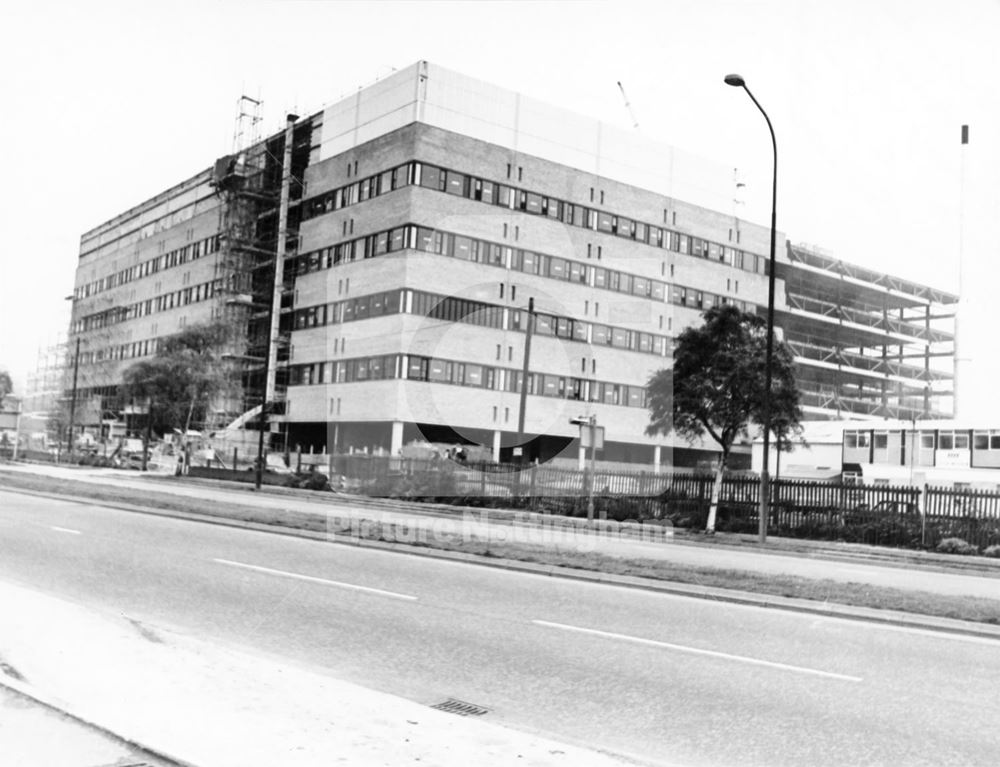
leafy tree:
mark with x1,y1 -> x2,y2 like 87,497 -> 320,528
157,322 -> 229,433
646,305 -> 802,532
121,357 -> 186,437
120,322 -> 229,437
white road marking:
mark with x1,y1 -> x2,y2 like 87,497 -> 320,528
532,619 -> 863,682
213,558 -> 418,601
50,526 -> 82,535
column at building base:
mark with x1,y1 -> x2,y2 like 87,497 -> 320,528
391,421 -> 404,456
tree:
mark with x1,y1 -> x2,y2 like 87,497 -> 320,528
646,305 -> 802,533
121,357 -> 185,434
121,322 -> 229,437
157,322 -> 229,434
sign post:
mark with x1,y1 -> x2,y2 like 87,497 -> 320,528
572,416 -> 604,522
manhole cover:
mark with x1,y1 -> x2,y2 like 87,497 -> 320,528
430,698 -> 490,717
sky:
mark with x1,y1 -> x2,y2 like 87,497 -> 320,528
1,0 -> 997,413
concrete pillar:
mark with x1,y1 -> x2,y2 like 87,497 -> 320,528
492,430 -> 501,462
578,443 -> 586,471
653,445 -> 662,474
390,421 -> 404,456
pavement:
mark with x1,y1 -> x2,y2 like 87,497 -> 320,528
0,682 -> 175,767
0,575 -> 637,767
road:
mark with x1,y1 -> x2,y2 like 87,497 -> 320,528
2,487 -> 999,766
5,463 -> 1000,600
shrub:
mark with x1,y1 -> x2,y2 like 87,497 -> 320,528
982,544 -> 1000,558
840,517 -> 922,548
936,537 -> 979,555
282,471 -> 332,491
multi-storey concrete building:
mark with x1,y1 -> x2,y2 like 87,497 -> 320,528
65,62 -> 956,468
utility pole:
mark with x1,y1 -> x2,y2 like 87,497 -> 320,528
515,297 -> 535,464
66,336 -> 81,458
142,398 -> 153,472
12,398 -> 21,460
587,417 -> 597,521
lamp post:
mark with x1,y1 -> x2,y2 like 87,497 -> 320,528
725,73 -> 778,543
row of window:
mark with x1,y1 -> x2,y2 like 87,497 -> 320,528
291,224 -> 755,318
290,288 -> 671,357
73,233 -> 221,301
304,163 -> 414,218
844,429 -> 1000,451
300,160 -> 767,276
73,279 -> 222,334
292,223 -> 670,301
287,354 -> 648,408
75,338 -> 160,366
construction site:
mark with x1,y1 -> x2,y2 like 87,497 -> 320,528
62,96 -> 315,465
58,62 -> 957,472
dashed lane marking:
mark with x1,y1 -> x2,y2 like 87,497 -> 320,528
213,558 -> 419,601
532,619 -> 863,682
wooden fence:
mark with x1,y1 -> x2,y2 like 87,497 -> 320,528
329,456 -> 1000,550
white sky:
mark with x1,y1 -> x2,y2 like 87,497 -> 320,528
1,0 -> 997,413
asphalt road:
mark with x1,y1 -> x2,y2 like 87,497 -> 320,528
2,488 -> 999,766
5,463 -> 1000,600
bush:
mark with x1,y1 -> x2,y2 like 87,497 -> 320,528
981,544 -> 1000,558
936,537 -> 979,555
282,470 -> 332,492
840,517 -> 922,548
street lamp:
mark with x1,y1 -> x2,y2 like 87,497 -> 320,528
725,73 -> 778,543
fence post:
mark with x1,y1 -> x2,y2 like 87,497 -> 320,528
529,463 -> 538,512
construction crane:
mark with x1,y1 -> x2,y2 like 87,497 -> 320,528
617,81 -> 639,130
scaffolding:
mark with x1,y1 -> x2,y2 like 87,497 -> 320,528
208,97 -> 310,455
209,95 -> 280,439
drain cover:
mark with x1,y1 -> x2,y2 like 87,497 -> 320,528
430,698 -> 490,717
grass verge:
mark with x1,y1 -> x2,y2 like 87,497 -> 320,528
3,468 -> 1000,626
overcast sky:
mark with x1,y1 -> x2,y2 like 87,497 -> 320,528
1,0 -> 997,412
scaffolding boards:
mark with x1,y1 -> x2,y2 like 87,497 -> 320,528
209,95 -> 281,434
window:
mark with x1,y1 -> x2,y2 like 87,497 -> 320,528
920,433 -> 935,449
445,171 -> 466,196
845,431 -> 870,449
420,164 -> 444,191
874,432 -> 888,449
389,227 -> 407,252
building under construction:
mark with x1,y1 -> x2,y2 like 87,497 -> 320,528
66,97 -> 313,451
64,62 -> 957,467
